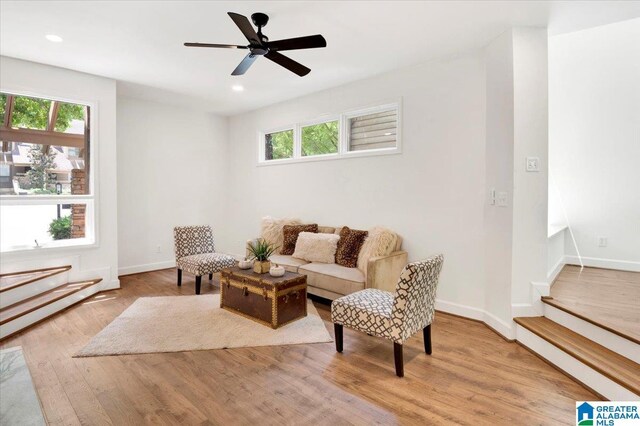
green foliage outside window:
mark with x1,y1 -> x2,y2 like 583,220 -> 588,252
26,145 -> 56,190
1,94 -> 84,132
301,121 -> 339,156
265,129 -> 293,160
48,215 -> 72,240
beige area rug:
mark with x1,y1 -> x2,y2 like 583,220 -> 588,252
75,295 -> 333,357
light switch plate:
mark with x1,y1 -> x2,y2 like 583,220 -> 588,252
526,157 -> 540,172
497,191 -> 508,207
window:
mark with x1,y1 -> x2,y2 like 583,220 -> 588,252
259,101 -> 400,164
347,109 -> 397,152
301,120 -> 339,156
264,129 -> 293,160
0,92 -> 94,252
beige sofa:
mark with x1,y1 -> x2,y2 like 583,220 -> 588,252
248,225 -> 408,300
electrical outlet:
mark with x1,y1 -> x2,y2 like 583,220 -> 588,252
597,237 -> 607,247
526,157 -> 540,172
497,191 -> 508,207
489,188 -> 496,205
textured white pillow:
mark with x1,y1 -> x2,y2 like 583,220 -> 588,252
292,232 -> 340,263
357,227 -> 398,276
261,216 -> 301,254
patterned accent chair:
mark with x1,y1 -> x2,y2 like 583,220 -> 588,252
174,226 -> 236,294
331,254 -> 444,377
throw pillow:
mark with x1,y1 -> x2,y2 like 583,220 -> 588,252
261,216 -> 302,254
357,227 -> 398,276
281,224 -> 318,255
335,227 -> 368,268
292,232 -> 340,263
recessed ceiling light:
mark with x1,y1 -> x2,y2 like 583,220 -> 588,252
45,34 -> 63,43
232,85 -> 244,92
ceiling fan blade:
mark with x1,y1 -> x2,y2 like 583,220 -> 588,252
268,35 -> 327,51
231,54 -> 258,76
184,42 -> 248,49
228,12 -> 261,45
264,51 -> 310,77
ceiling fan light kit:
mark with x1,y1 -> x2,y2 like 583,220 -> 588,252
184,12 -> 327,77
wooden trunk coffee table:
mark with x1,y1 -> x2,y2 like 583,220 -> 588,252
220,266 -> 307,329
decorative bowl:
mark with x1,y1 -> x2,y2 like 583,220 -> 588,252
269,264 -> 285,277
238,259 -> 253,270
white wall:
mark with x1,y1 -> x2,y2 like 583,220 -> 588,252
549,18 -> 640,270
0,56 -> 119,288
483,30 -> 515,329
116,97 -> 228,275
223,51 -> 488,315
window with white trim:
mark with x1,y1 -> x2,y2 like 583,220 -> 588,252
0,92 -> 95,252
259,101 -> 400,164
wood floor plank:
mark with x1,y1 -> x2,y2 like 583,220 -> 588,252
0,268 -> 599,425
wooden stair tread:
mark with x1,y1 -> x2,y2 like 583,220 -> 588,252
542,296 -> 640,345
0,279 -> 102,325
0,265 -> 72,293
514,316 -> 640,395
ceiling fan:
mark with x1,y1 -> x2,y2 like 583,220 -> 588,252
184,12 -> 326,77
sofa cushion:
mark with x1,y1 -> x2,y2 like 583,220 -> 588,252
281,224 -> 318,255
299,263 -> 365,296
335,227 -> 368,268
269,254 -> 309,273
292,232 -> 340,264
357,227 -> 398,276
261,216 -> 301,254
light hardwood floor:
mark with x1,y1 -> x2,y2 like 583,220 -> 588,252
549,265 -> 640,342
1,269 -> 598,425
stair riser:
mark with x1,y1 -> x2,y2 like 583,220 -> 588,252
0,284 -> 102,340
516,325 -> 639,400
1,272 -> 69,309
544,304 -> 640,364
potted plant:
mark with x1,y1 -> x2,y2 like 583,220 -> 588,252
247,239 -> 278,274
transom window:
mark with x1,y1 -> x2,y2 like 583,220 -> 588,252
0,92 -> 94,252
259,101 -> 400,164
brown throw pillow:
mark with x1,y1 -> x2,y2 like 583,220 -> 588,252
281,224 -> 318,255
335,227 -> 368,268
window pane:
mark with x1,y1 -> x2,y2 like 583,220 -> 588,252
265,129 -> 293,160
54,102 -> 85,133
11,95 -> 52,130
301,120 -> 338,156
348,109 -> 397,151
0,93 -> 6,125
3,142 -> 87,195
0,203 -> 87,250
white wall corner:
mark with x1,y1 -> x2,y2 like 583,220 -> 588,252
546,256 -> 565,285
483,310 -> 516,340
531,280 -> 550,298
512,302 -> 542,318
436,299 -> 515,340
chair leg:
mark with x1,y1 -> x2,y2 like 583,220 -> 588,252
423,324 -> 432,355
209,273 -> 213,280
195,276 -> 202,295
334,324 -> 343,353
177,269 -> 182,287
394,342 -> 404,377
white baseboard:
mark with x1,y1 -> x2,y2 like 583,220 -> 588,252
118,260 -> 176,276
516,324 -> 639,400
512,302 -> 542,317
546,257 -> 565,285
435,299 -> 515,340
565,255 -> 640,272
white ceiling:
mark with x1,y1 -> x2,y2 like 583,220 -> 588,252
1,1 -> 639,115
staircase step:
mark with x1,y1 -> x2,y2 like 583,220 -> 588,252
0,265 -> 72,293
0,279 -> 102,325
514,316 -> 640,396
542,296 -> 640,345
